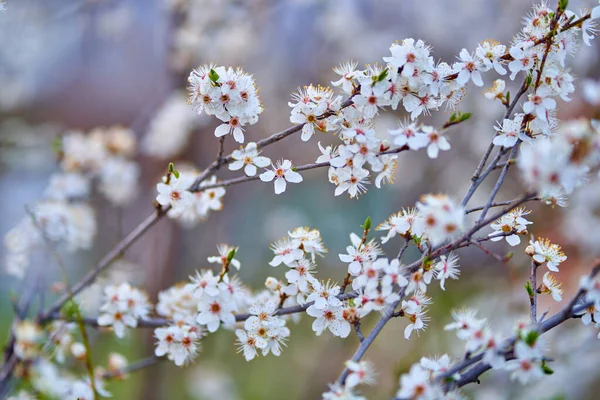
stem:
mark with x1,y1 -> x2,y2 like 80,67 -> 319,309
530,260 -> 539,323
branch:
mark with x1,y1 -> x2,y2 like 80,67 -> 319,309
50,292 -> 361,329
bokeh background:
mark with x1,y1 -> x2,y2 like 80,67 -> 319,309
2,0 -> 600,399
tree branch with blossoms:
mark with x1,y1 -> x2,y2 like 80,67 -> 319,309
3,1 -> 600,400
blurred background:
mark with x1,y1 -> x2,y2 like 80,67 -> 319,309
1,0 -> 600,399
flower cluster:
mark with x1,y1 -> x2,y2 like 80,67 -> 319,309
322,360 -> 375,399
142,92 -> 200,159
377,195 -> 465,248
188,64 -> 262,143
489,207 -> 533,246
235,300 -> 290,361
415,194 -> 465,246
11,318 -> 126,399
97,282 -> 151,338
155,166 -> 226,225
527,237 -> 567,272
4,127 -> 141,279
579,273 -> 600,337
518,119 -> 600,203
397,310 -> 553,398
155,320 -> 204,366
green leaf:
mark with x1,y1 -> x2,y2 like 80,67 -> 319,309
61,299 -> 81,321
524,330 -> 539,346
168,163 -> 175,173
51,136 -> 62,154
362,216 -> 372,231
227,248 -> 237,263
209,68 -> 220,83
541,360 -> 554,375
373,68 -> 389,83
525,281 -> 534,297
459,112 -> 472,122
412,234 -> 421,245
172,170 -> 180,179
558,0 -> 568,12
449,113 -> 458,122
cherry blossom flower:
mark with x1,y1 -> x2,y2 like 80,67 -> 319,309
305,281 -> 342,310
156,175 -> 194,209
13,321 -> 44,361
523,86 -> 556,122
489,207 -> 532,246
229,142 -> 271,176
540,272 -> 563,302
476,40 -> 507,75
269,237 -> 304,267
397,364 -> 442,399
322,383 -> 366,400
345,360 -> 376,388
444,309 -> 485,340
484,79 -> 506,101
508,45 -> 535,80
493,114 -> 525,148
421,126 -> 450,159
97,283 -> 150,338
331,61 -> 359,94
306,304 -> 351,338
454,48 -> 485,86
260,159 -> 303,194
196,297 -> 236,333
415,194 -> 465,245
433,253 -> 461,290
334,167 -> 370,198
388,120 -> 429,151
529,238 -> 567,272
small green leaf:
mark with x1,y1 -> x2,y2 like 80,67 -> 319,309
541,360 -> 554,375
525,74 -> 533,87
524,330 -> 539,346
505,91 -> 511,104
51,136 -> 62,154
525,281 -> 534,297
372,68 -> 389,83
227,248 -> 237,263
362,216 -> 372,231
172,170 -> 180,179
459,112 -> 472,122
291,166 -> 297,172
412,234 -> 421,245
209,68 -> 220,83
61,299 -> 81,320
168,163 -> 175,173
558,0 -> 568,12
449,113 -> 458,122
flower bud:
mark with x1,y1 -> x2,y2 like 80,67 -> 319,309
525,245 -> 535,256
108,352 -> 128,372
71,342 -> 87,360
265,277 -> 280,291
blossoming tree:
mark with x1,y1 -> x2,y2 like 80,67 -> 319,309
3,1 -> 600,399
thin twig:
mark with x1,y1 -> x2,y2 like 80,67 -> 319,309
530,259 -> 538,323
102,356 -> 160,380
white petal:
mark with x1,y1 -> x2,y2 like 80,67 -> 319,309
506,235 -> 521,246
284,170 -> 303,183
260,170 -> 275,182
244,164 -> 257,177
214,123 -> 230,137
274,178 -> 287,194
